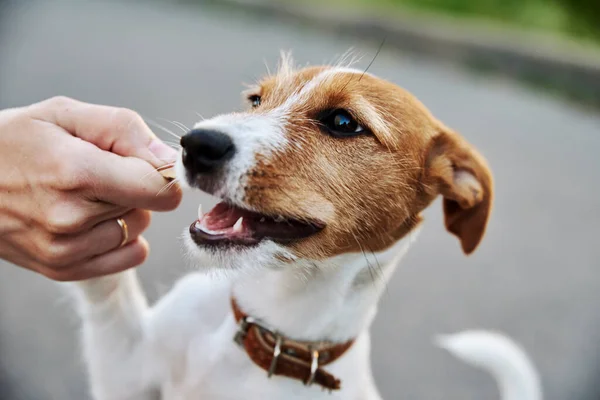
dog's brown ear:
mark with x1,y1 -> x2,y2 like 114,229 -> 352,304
425,128 -> 493,254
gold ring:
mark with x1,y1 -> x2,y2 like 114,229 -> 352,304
116,218 -> 129,248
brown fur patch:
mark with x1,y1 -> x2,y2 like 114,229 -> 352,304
243,65 -> 493,259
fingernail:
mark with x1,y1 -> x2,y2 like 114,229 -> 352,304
148,138 -> 177,162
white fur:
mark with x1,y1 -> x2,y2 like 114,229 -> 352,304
436,331 -> 542,400
71,227 -> 542,400
69,68 -> 541,400
186,67 -> 376,207
192,112 -> 287,205
70,231 -> 416,399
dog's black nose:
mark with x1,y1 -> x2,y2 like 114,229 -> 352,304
180,129 -> 235,173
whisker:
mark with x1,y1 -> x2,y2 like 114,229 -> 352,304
359,37 -> 386,81
145,118 -> 181,140
351,232 -> 377,288
139,163 -> 176,182
162,140 -> 182,149
263,58 -> 272,76
170,120 -> 190,134
367,245 -> 389,296
194,111 -> 206,120
157,178 -> 180,196
156,117 -> 189,134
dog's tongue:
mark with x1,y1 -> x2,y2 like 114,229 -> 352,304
190,201 -> 325,247
200,202 -> 248,231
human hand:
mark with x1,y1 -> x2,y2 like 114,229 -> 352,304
0,96 -> 182,281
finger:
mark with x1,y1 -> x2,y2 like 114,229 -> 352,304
86,209 -> 152,256
29,97 -> 181,211
82,209 -> 151,257
85,148 -> 182,211
80,204 -> 133,233
31,96 -> 178,168
41,198 -> 130,235
41,209 -> 151,267
41,237 -> 150,281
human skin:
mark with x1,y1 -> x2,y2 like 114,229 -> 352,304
0,96 -> 182,281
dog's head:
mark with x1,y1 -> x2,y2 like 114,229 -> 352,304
176,55 -> 493,270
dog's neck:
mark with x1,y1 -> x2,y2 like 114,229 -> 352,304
231,227 -> 421,343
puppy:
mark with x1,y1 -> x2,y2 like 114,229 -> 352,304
70,54 -> 539,399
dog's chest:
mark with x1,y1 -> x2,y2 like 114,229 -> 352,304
151,273 -> 379,399
157,313 -> 372,400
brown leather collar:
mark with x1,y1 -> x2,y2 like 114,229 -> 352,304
231,297 -> 354,391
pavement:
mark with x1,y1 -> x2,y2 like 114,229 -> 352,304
1,1 -> 599,399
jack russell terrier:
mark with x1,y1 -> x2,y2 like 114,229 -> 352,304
69,54 -> 541,400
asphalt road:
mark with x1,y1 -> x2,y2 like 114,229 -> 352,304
0,1 -> 599,399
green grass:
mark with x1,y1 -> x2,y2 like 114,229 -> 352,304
280,0 -> 600,45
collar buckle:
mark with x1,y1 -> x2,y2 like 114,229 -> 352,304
233,316 -> 285,379
233,315 -> 275,343
231,297 -> 351,391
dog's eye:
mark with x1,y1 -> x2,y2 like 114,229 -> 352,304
248,95 -> 261,108
320,109 -> 364,137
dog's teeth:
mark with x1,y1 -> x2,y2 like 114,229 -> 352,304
194,221 -> 202,229
197,204 -> 203,220
259,217 -> 266,223
233,217 -> 243,233
274,215 -> 285,223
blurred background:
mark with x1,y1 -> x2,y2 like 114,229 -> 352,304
0,0 -> 599,399
286,0 -> 600,42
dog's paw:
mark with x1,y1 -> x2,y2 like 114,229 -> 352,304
68,273 -> 124,305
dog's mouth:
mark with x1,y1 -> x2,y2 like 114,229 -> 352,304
189,202 -> 325,247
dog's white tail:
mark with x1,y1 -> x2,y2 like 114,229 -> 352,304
435,330 -> 542,400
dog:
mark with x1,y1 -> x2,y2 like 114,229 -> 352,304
69,53 -> 541,399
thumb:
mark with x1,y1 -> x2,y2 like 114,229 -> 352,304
32,96 -> 178,168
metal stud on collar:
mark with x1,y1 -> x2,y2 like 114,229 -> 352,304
305,349 -> 320,386
234,316 -> 268,347
232,314 -> 325,385
233,317 -> 250,347
268,335 -> 283,378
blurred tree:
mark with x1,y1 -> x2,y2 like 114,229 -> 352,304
287,0 -> 600,42
560,0 -> 600,39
